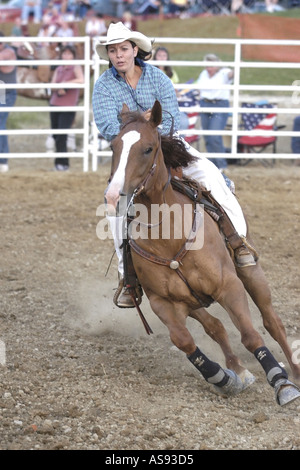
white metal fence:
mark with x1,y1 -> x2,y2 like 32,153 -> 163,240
1,36 -> 300,172
0,35 -> 91,171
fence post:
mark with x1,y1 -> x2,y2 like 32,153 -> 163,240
83,36 -> 91,172
231,41 -> 241,158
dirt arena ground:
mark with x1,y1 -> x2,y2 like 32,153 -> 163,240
1,155 -> 300,451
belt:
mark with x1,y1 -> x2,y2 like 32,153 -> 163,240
203,98 -> 223,103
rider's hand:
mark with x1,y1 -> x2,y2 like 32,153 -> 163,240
143,109 -> 151,121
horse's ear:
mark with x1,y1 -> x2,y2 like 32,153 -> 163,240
120,103 -> 130,123
150,100 -> 162,128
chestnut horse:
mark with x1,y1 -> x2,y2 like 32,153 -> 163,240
105,100 -> 300,406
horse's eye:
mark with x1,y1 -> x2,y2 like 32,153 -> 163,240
144,147 -> 153,155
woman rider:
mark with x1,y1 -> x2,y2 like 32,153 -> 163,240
92,22 -> 256,308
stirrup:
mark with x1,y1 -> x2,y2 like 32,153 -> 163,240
113,278 -> 143,309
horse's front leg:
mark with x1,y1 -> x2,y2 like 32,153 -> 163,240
189,307 -> 245,375
148,295 -> 249,397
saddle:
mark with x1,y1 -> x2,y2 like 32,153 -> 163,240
170,175 -> 257,253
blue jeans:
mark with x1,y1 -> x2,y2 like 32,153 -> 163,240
21,4 -> 42,22
200,98 -> 229,170
291,115 -> 300,154
50,110 -> 76,167
0,89 -> 17,164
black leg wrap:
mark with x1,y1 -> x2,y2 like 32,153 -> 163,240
254,346 -> 288,387
187,347 -> 228,387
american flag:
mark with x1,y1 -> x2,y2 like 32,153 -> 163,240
241,103 -> 276,131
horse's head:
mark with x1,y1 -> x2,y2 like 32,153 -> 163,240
105,100 -> 163,213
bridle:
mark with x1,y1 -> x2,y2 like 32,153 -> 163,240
126,131 -> 161,199
122,131 -> 171,230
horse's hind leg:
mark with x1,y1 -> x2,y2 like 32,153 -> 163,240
219,277 -> 300,405
189,308 -> 245,375
237,262 -> 300,382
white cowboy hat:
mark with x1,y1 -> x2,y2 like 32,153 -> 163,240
95,22 -> 153,60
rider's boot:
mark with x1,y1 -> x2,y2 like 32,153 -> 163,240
218,214 -> 258,269
234,243 -> 257,268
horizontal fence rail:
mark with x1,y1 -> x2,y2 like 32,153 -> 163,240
0,36 -> 300,171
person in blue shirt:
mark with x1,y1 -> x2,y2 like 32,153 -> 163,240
92,22 -> 257,308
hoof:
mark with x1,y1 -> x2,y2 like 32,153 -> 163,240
213,369 -> 245,397
275,379 -> 300,407
238,369 -> 256,390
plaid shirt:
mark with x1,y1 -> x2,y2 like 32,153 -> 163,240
92,60 -> 181,142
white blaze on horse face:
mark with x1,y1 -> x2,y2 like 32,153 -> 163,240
106,130 -> 141,209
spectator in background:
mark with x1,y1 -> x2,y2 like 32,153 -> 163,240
122,10 -> 137,31
196,53 -> 233,172
21,0 -> 42,25
123,0 -> 135,14
37,22 -> 58,44
49,45 -> 84,171
55,20 -> 75,44
291,115 -> 300,166
0,32 -> 17,173
168,0 -> 188,15
111,0 -> 126,18
153,46 -> 189,131
265,0 -> 283,12
75,0 -> 91,19
153,46 -> 179,85
52,0 -> 68,13
136,0 -> 160,15
10,17 -> 25,53
85,11 -> 107,38
11,17 -> 23,38
42,4 -> 62,28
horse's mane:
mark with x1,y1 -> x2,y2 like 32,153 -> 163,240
120,110 -> 197,170
161,135 -> 196,169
